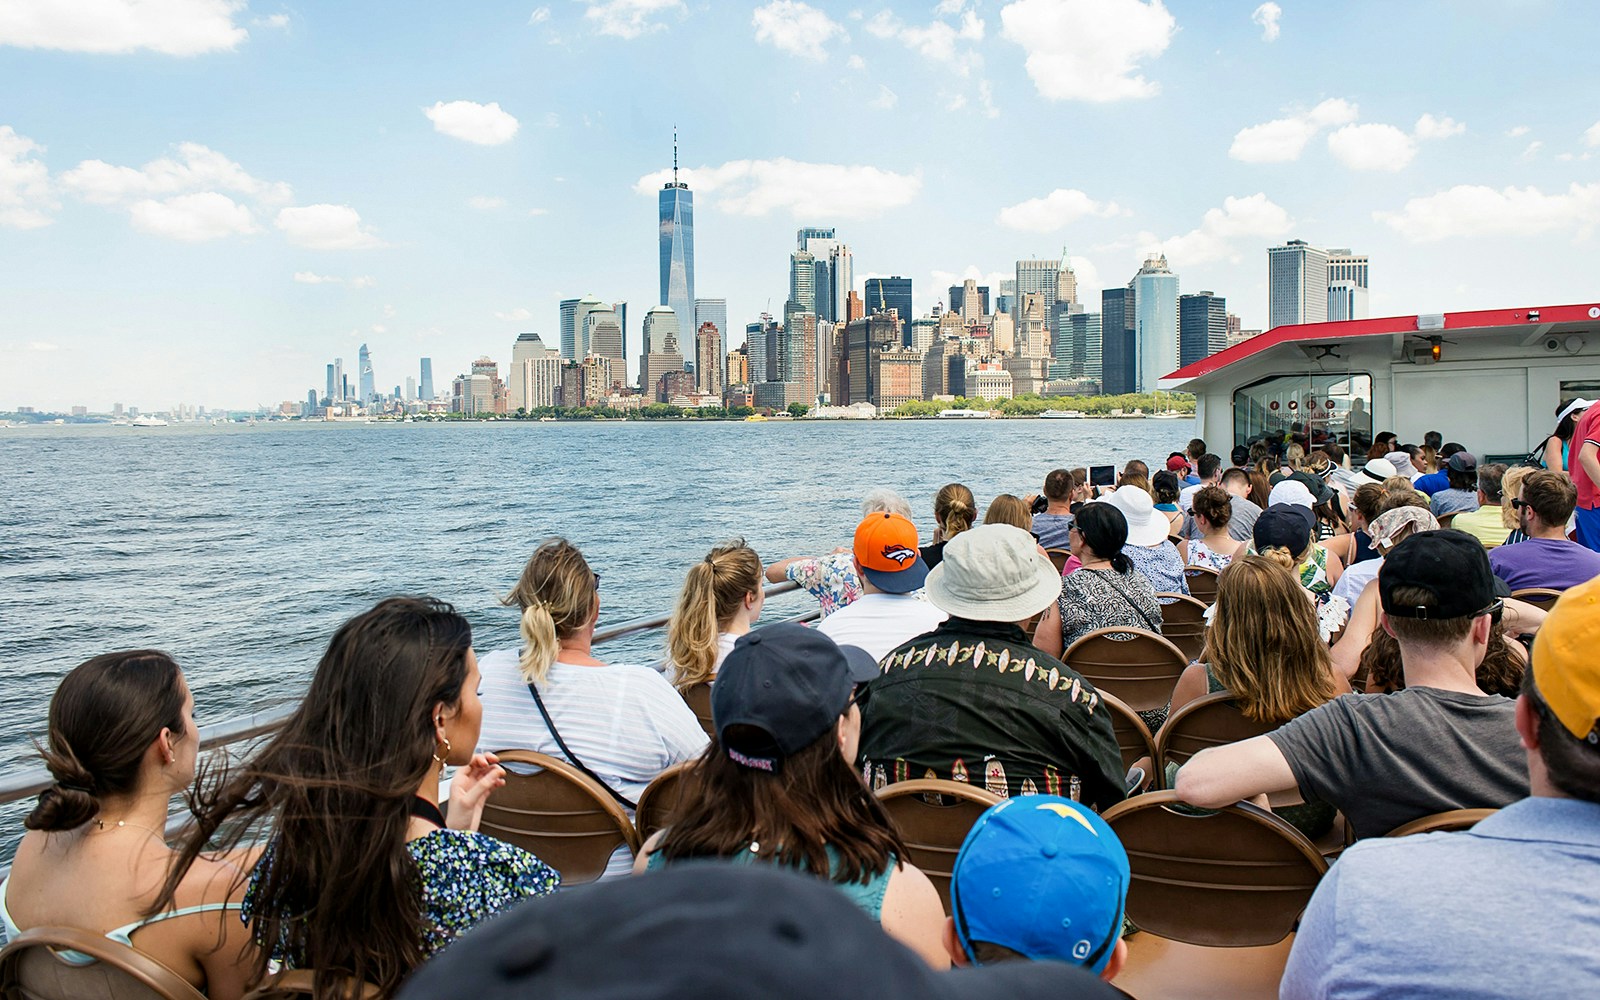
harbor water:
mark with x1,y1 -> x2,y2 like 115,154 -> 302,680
0,417 -> 1191,859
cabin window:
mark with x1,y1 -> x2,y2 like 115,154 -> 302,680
1233,373 -> 1373,452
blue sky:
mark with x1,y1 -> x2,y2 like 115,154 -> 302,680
3,0 -> 1599,411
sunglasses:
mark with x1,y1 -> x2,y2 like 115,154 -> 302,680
1510,498 -> 1529,512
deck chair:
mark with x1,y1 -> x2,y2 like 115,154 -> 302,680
1100,690 -> 1156,775
1155,594 -> 1209,661
633,761 -> 696,842
0,926 -> 205,1000
1062,628 -> 1188,715
679,683 -> 715,738
875,779 -> 1001,913
1102,791 -> 1328,1000
1046,548 -> 1071,574
1510,588 -> 1563,612
482,749 -> 642,885
242,971 -> 381,999
1183,565 -> 1221,604
1153,692 -> 1272,787
1385,808 -> 1496,837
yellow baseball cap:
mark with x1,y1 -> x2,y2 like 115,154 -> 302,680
1532,575 -> 1600,740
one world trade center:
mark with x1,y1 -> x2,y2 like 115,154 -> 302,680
658,134 -> 695,371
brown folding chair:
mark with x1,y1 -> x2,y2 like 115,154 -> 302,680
1385,808 -> 1496,837
242,971 -> 381,999
1103,791 -> 1328,1000
634,761 -> 697,842
1046,548 -> 1071,574
1510,588 -> 1563,612
1153,692 -> 1273,787
875,779 -> 1001,913
679,683 -> 715,738
1155,594 -> 1209,662
1183,564 -> 1221,604
1062,628 -> 1189,715
482,749 -> 642,885
1100,690 -> 1156,775
0,926 -> 206,1000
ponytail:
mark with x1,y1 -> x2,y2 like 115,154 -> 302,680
502,538 -> 599,689
667,541 -> 763,691
1109,553 -> 1133,574
934,483 -> 977,539
518,602 -> 560,687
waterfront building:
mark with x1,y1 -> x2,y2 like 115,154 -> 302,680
724,383 -> 753,409
726,345 -> 749,386
1002,355 -> 1050,396
659,144 -> 695,346
582,355 -> 613,404
1268,239 -> 1330,327
779,307 -> 819,403
863,276 -> 913,346
695,322 -> 724,395
753,380 -> 806,411
1178,291 -> 1228,369
419,358 -> 433,401
511,333 -> 562,411
452,372 -> 493,415
656,369 -> 696,403
640,306 -> 681,390
1132,254 -> 1179,393
558,362 -> 583,408
836,313 -> 900,406
950,280 -> 989,322
1328,280 -> 1369,322
641,351 -> 686,399
1100,287 -> 1136,395
873,348 -> 924,412
972,366 -> 1014,401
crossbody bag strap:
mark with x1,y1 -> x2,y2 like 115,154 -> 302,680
526,681 -> 638,810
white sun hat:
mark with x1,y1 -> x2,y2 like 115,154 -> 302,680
1268,479 -> 1316,510
924,524 -> 1063,623
1093,484 -> 1171,547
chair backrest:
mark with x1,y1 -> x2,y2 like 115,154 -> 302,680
875,779 -> 1001,913
1155,593 -> 1209,661
1183,564 -> 1220,604
481,749 -> 642,885
1510,588 -> 1563,612
1153,692 -> 1274,787
0,927 -> 206,1000
241,971 -> 381,1000
1062,628 -> 1189,713
679,683 -> 715,738
1099,690 -> 1156,774
1046,548 -> 1071,574
1101,790 -> 1328,947
633,761 -> 696,842
1385,808 -> 1497,838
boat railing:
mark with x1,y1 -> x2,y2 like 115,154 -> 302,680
0,580 -> 819,811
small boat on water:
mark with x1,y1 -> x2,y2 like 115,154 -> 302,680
130,416 -> 168,427
938,408 -> 994,419
1041,409 -> 1084,419
744,414 -> 768,422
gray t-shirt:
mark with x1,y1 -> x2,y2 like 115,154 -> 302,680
1181,495 -> 1260,543
1266,687 -> 1527,839
1031,511 -> 1074,550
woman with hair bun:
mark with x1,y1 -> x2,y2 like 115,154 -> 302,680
1188,486 -> 1245,570
920,483 -> 976,569
2,652 -> 253,996
665,539 -> 765,691
477,539 -> 707,880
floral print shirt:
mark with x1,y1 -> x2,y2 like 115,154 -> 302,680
785,552 -> 863,618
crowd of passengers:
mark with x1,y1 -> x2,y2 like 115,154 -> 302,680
4,406 -> 1600,999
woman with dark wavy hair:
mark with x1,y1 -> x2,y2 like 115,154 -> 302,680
159,597 -> 559,998
2,651 -> 253,997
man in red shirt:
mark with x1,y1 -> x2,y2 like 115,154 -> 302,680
1569,402 -> 1600,552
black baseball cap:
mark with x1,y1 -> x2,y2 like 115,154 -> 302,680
1254,504 -> 1313,556
395,865 -> 1121,1000
1379,530 -> 1497,620
713,623 -> 879,772
1445,451 -> 1479,473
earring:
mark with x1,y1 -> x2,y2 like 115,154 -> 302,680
433,736 -> 452,779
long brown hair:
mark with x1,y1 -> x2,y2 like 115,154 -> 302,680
666,540 -> 763,692
155,597 -> 474,999
1203,557 -> 1335,723
502,538 -> 597,686
934,483 -> 976,538
657,729 -> 907,886
1363,620 -> 1525,697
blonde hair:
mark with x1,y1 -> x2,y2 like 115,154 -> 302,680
501,538 -> 598,686
1500,466 -> 1532,530
934,483 -> 976,539
1283,443 -> 1306,471
666,540 -> 763,692
1204,556 -> 1335,723
984,494 -> 1032,531
1259,545 -> 1302,573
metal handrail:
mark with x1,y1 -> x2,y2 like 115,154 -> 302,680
0,580 -> 815,808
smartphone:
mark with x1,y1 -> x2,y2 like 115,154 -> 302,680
1089,464 -> 1115,488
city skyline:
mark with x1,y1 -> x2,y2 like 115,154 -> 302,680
4,2 -> 1600,410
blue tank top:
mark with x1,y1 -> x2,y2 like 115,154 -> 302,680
646,845 -> 893,920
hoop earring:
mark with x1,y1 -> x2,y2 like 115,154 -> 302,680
433,736 -> 452,779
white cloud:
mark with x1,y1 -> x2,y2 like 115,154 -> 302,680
999,0 -> 1176,102
870,84 -> 898,110
1413,113 -> 1465,139
1327,123 -> 1416,172
0,0 -> 248,55
1506,125 -> 1530,138
1146,193 -> 1293,265
495,308 -> 534,321
0,125 -> 55,229
997,188 -> 1123,232
583,0 -> 685,39
1228,98 -> 1358,163
1251,2 -> 1281,41
866,8 -> 984,68
1584,122 -> 1600,148
1067,255 -> 1100,297
251,13 -> 289,30
26,341 -> 59,352
1376,183 -> 1600,242
752,2 -> 847,60
528,6 -> 550,23
1521,140 -> 1544,161
634,158 -> 921,219
528,207 -> 550,216
294,272 -> 375,287
423,100 -> 519,146
128,192 -> 257,242
847,53 -> 865,69
274,204 -> 385,250
467,195 -> 507,211
60,142 -> 292,206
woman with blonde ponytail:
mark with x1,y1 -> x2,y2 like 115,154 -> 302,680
476,538 -> 708,880
665,540 -> 764,692
920,483 -> 976,569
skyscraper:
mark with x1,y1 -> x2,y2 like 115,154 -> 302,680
1327,281 -> 1369,322
1100,287 -> 1136,396
325,364 -> 336,404
789,251 -> 818,314
572,296 -> 604,359
1131,254 -> 1179,392
404,376 -> 416,402
863,277 -> 912,346
586,308 -> 624,370
659,136 -> 695,347
358,344 -> 375,403
829,245 -> 853,324
1268,240 -> 1330,328
419,358 -> 433,401
558,299 -> 578,360
334,358 -> 345,401
1016,258 -> 1063,314
640,305 -> 685,394
1178,291 -> 1227,369
1328,249 -> 1368,289
950,281 -> 990,322
694,298 -> 727,391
